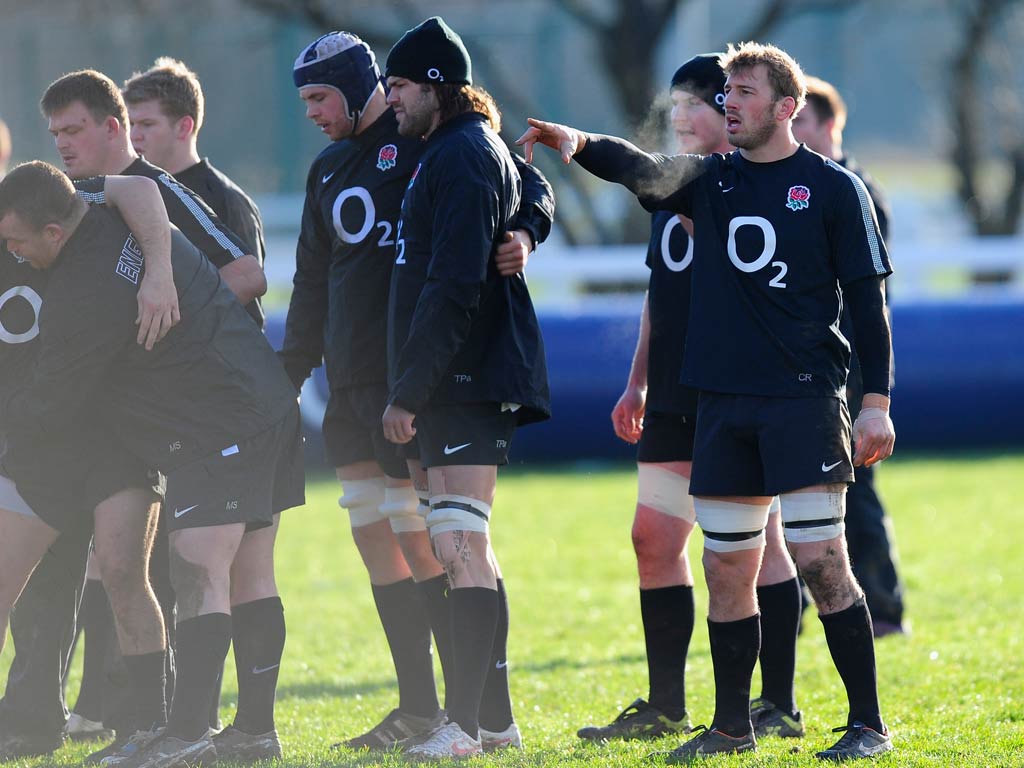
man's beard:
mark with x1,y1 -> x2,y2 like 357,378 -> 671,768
396,96 -> 436,139
397,110 -> 433,138
731,106 -> 777,151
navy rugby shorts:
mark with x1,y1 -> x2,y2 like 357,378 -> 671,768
637,411 -> 697,463
689,392 -> 853,497
323,384 -> 409,479
414,402 -> 518,469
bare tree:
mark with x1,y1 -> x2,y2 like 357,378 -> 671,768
738,0 -> 863,41
950,0 -> 1024,240
551,0 -> 684,133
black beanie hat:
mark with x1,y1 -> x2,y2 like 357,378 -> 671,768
671,53 -> 727,114
385,16 -> 472,86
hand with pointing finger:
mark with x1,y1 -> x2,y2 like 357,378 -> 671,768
516,118 -> 588,165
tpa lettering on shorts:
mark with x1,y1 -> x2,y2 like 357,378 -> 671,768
115,234 -> 144,285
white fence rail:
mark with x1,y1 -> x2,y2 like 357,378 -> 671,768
258,196 -> 1024,306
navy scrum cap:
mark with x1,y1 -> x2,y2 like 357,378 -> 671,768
385,16 -> 472,86
671,53 -> 727,114
293,31 -> 381,119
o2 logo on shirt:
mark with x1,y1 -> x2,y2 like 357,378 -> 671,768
0,285 -> 42,344
660,216 -> 693,273
332,186 -> 396,249
727,216 -> 788,288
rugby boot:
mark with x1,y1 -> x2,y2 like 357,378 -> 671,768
212,724 -> 282,762
577,698 -> 690,741
750,697 -> 805,738
815,722 -> 893,761
338,707 -> 445,750
654,724 -> 756,763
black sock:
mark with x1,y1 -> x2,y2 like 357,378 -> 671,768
372,578 -> 440,718
640,585 -> 694,721
448,587 -> 499,739
707,615 -> 760,737
756,578 -> 801,715
231,597 -> 285,735
73,578 -> 113,723
122,651 -> 167,731
166,613 -> 232,741
208,664 -> 223,729
478,579 -> 513,732
416,574 -> 454,707
820,599 -> 884,733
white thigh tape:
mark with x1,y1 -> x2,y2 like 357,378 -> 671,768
426,494 -> 491,536
694,498 -> 771,552
338,477 -> 386,528
637,463 -> 695,523
769,496 -> 781,515
379,485 -> 426,533
779,491 -> 846,543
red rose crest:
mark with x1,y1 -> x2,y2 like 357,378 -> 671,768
377,144 -> 398,171
786,185 -> 811,211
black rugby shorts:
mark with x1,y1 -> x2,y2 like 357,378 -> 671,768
689,392 -> 853,497
165,405 -> 305,533
637,411 -> 697,463
2,422 -> 162,532
323,384 -> 409,479
414,402 -> 518,468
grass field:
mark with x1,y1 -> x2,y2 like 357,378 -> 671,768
3,453 -> 1023,767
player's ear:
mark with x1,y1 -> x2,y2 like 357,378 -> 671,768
177,115 -> 195,141
777,96 -> 797,122
42,222 -> 64,247
105,115 -> 123,137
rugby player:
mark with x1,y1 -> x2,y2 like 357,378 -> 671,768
122,56 -> 272,739
576,53 -> 805,745
792,76 -> 906,638
282,29 -> 552,751
521,42 -> 894,761
381,17 -> 551,759
0,160 -> 304,768
124,57 -> 267,327
0,68 -> 267,763
0,173 -> 177,760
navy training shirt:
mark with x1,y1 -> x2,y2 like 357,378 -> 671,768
279,109 -> 555,393
387,112 -> 550,422
576,139 -> 891,399
279,110 -> 422,390
645,210 -> 699,415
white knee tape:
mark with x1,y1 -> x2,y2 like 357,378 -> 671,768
338,477 -> 386,528
637,464 -> 695,523
780,491 -> 846,543
426,494 -> 491,537
769,496 -> 781,515
693,498 -> 771,553
379,485 -> 427,533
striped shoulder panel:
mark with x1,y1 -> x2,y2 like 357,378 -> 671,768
76,189 -> 106,205
156,173 -> 245,260
824,158 -> 884,274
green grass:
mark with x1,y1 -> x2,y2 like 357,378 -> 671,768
4,453 -> 1024,766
